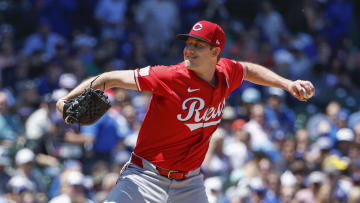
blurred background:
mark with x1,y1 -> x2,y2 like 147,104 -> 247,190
0,0 -> 359,202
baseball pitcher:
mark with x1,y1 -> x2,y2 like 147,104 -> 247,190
56,20 -> 315,203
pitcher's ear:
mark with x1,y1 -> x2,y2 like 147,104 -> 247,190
212,47 -> 221,57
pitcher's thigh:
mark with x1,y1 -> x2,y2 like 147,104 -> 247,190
169,177 -> 209,203
104,167 -> 169,203
104,177 -> 147,203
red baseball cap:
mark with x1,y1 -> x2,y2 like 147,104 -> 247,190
177,20 -> 226,53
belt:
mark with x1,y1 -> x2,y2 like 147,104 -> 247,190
130,153 -> 190,180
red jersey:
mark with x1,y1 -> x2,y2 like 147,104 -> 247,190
133,58 -> 245,171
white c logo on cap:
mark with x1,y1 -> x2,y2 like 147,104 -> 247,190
193,23 -> 202,31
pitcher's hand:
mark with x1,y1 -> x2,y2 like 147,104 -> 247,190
287,80 -> 315,101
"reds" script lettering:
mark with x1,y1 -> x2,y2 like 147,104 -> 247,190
176,97 -> 225,122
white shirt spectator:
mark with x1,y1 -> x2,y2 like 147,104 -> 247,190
49,170 -> 94,203
25,108 -> 51,140
224,139 -> 249,169
244,120 -> 274,152
49,194 -> 94,203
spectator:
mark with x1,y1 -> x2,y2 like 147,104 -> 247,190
204,0 -> 229,20
72,33 -> 98,65
0,24 -> 14,45
2,55 -> 30,92
37,62 -> 63,95
65,58 -> 88,82
204,176 -> 223,203
47,159 -> 83,199
333,127 -> 354,158
202,128 -> 232,177
247,176 -> 269,203
254,0 -> 288,47
0,33 -> 16,71
111,149 -> 131,174
294,171 -> 327,203
135,0 -> 180,55
274,139 -> 296,173
90,160 -> 110,194
294,129 -> 311,159
307,100 -> 342,141
0,146 -> 10,195
16,80 -> 41,120
34,0 -> 78,38
80,90 -> 132,172
238,87 -> 261,120
352,121 -> 360,144
5,175 -> 38,203
0,91 -> 23,141
223,119 -> 252,169
324,0 -> 353,48
49,170 -> 94,203
264,87 -> 296,138
25,90 -> 67,169
94,0 -> 128,39
288,38 -> 313,80
265,171 -> 281,202
279,184 -> 296,203
22,19 -> 65,58
273,48 -> 294,79
13,148 -> 48,195
244,103 -> 275,154
95,172 -> 119,202
58,73 -> 78,91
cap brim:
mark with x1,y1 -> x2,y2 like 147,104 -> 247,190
177,34 -> 213,45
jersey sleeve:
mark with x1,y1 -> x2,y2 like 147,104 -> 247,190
222,58 -> 245,92
134,65 -> 174,96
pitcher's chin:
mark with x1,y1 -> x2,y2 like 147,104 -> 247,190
185,59 -> 191,68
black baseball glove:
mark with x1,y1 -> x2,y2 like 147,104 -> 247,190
63,87 -> 111,125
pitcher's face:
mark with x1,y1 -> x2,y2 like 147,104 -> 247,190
183,37 -> 214,70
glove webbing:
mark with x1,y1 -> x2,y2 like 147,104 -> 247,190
76,75 -> 106,131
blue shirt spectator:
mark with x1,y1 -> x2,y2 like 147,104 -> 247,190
22,20 -> 65,58
0,91 -> 23,140
324,0 -> 353,48
81,108 -> 131,154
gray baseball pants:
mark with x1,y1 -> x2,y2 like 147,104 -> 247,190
104,155 -> 209,203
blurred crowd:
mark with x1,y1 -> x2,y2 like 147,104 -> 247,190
0,0 -> 359,202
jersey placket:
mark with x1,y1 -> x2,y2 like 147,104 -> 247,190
202,72 -> 224,136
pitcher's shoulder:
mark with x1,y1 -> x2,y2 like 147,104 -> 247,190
218,57 -> 239,65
